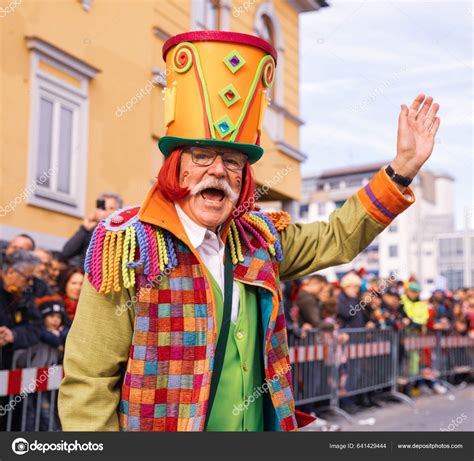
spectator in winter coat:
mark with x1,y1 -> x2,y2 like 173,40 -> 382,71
62,193 -> 123,268
47,251 -> 68,294
427,289 -> 452,333
337,272 -> 365,328
296,274 -> 327,328
381,287 -> 410,330
0,251 -> 42,369
401,282 -> 429,330
4,236 -> 52,304
58,267 -> 85,321
37,295 -> 70,351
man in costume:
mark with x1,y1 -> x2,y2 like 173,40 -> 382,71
58,31 -> 440,431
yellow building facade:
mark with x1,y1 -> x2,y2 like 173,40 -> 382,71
0,0 -> 325,250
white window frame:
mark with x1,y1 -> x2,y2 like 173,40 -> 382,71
26,37 -> 98,217
191,0 -> 230,30
254,2 -> 284,107
389,244 -> 398,258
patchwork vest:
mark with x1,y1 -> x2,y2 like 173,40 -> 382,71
85,206 -> 298,431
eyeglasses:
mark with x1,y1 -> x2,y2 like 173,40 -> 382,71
184,146 -> 247,171
13,268 -> 34,284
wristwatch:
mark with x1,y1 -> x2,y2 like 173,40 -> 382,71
385,164 -> 413,187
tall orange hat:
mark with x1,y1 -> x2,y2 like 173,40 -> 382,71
159,31 -> 277,164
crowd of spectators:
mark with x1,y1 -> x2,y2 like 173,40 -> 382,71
284,270 -> 474,429
285,271 -> 474,341
0,193 -> 122,430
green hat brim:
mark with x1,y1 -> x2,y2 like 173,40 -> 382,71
158,136 -> 263,164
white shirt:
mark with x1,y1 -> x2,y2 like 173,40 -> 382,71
175,203 -> 240,323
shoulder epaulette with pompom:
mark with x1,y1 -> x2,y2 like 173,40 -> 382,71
85,207 -> 291,295
85,206 -> 178,295
226,210 -> 291,265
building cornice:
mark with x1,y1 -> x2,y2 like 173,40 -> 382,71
276,140 -> 307,161
287,0 -> 329,13
270,101 -> 305,126
26,36 -> 100,78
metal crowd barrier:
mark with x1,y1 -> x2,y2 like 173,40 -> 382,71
398,330 -> 474,385
288,329 -> 334,405
397,330 -> 439,384
336,328 -> 394,399
1,330 -> 473,431
438,335 -> 474,378
288,327 -> 474,418
0,346 -> 63,432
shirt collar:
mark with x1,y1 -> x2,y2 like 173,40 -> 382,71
174,202 -> 223,250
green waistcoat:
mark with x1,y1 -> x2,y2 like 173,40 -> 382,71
205,275 -> 264,432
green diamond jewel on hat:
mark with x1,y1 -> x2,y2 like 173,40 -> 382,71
218,83 -> 241,107
214,114 -> 235,138
223,49 -> 246,74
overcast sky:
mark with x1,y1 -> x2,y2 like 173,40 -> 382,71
300,1 -> 473,230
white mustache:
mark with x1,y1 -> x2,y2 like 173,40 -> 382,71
190,177 -> 239,202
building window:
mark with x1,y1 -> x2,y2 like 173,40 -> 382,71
192,0 -> 227,30
299,204 -> 309,219
81,0 -> 92,11
257,15 -> 275,100
345,177 -> 362,187
441,270 -> 464,290
389,245 -> 398,257
302,179 -> 316,194
26,38 -> 99,217
255,2 -> 283,107
318,203 -> 325,215
388,222 -> 398,232
439,237 -> 463,257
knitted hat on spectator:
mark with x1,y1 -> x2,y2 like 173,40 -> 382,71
340,272 -> 362,288
35,295 -> 65,317
158,31 -> 277,164
384,287 -> 401,299
407,281 -> 421,292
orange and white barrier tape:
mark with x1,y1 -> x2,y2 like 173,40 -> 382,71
0,365 -> 63,397
347,341 -> 391,359
288,344 -> 325,363
403,335 -> 437,350
440,336 -> 474,348
288,341 -> 391,363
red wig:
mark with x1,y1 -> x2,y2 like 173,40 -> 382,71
157,149 -> 189,201
156,148 -> 256,217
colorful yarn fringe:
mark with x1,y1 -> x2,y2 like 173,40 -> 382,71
85,209 -> 290,292
228,211 -> 290,265
85,220 -> 178,295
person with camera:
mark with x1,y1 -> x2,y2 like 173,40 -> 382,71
62,192 -> 123,268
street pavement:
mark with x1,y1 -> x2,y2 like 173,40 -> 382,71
303,384 -> 474,432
